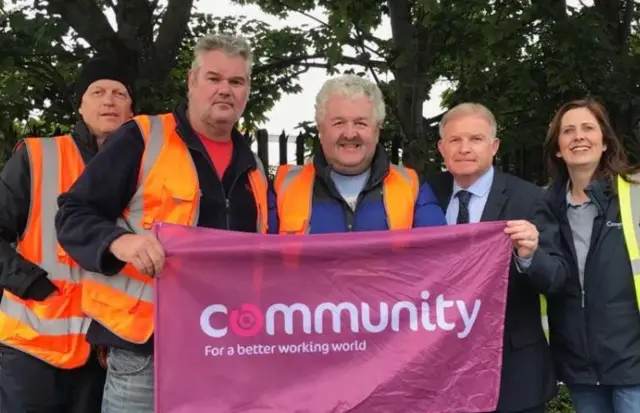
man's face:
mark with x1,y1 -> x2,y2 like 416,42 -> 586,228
438,114 -> 499,186
187,50 -> 250,131
318,94 -> 379,175
78,79 -> 133,141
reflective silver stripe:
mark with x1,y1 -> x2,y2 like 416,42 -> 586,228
84,270 -> 153,302
383,165 -> 418,229
252,154 -> 267,233
389,165 -> 418,201
253,153 -> 267,179
121,115 -> 165,234
628,172 -> 640,273
39,138 -> 83,283
619,173 -> 640,313
0,301 -> 88,336
631,175 -> 640,313
541,315 -> 549,335
275,165 -> 310,234
276,165 -> 305,195
84,116 -> 167,304
2,137 -> 89,336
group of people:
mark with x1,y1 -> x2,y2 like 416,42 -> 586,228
0,31 -> 638,413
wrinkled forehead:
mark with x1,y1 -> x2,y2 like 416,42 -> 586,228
442,115 -> 494,137
196,50 -> 251,79
324,94 -> 375,117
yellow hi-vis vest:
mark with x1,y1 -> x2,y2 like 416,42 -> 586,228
540,175 -> 640,339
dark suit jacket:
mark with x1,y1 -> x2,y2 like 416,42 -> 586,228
428,170 -> 557,413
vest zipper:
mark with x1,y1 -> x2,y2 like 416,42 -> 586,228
582,208 -> 607,385
224,165 -> 251,230
330,175 -> 379,232
342,192 -> 362,232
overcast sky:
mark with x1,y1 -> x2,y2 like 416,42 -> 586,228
201,0 -> 450,134
202,0 -> 591,135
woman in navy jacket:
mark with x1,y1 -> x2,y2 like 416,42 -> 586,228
540,99 -> 640,413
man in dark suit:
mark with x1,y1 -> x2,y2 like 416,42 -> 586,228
427,102 -> 567,413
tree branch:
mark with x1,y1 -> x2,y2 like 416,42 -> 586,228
253,53 -> 386,75
114,0 -> 154,56
620,0 -> 633,49
149,0 -> 194,82
46,0 -> 118,54
423,112 -> 445,129
20,59 -> 71,102
271,0 -> 386,58
352,12 -> 403,129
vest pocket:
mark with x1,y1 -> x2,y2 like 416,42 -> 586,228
159,182 -> 198,226
279,216 -> 308,234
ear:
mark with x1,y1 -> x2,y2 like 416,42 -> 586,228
437,139 -> 444,157
187,68 -> 197,90
491,137 -> 500,155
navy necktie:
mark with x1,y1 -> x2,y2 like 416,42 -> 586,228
456,190 -> 471,224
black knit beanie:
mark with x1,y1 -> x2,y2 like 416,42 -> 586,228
74,57 -> 135,109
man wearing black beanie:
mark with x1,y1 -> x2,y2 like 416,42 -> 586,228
0,56 -> 134,412
73,57 -> 136,149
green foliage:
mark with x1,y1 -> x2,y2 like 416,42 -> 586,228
137,12 -> 315,128
0,0 -> 331,154
546,384 -> 575,413
237,0 -> 640,179
2,0 -> 640,180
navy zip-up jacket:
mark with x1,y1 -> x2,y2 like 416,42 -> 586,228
267,148 -> 446,233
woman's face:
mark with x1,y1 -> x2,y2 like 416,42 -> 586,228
556,107 -> 606,171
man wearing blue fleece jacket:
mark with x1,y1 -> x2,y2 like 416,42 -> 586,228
269,74 -> 446,234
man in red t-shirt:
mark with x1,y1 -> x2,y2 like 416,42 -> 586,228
55,34 -> 267,413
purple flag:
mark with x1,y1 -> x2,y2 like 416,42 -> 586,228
154,222 -> 512,413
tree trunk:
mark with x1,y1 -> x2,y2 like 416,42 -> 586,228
592,0 -> 639,162
387,0 -> 429,176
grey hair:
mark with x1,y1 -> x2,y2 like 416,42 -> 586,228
315,75 -> 386,126
191,33 -> 253,76
438,102 -> 498,139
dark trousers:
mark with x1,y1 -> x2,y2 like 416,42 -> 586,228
0,344 -> 105,413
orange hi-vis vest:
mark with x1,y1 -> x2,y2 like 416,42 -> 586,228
81,114 -> 269,344
0,135 -> 92,369
273,163 -> 419,233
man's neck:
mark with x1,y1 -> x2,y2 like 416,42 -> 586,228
187,107 -> 232,141
454,173 -> 480,190
452,167 -> 492,191
331,167 -> 369,178
454,177 -> 476,190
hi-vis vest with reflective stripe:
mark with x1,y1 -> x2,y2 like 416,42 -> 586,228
0,136 -> 92,369
273,163 -> 419,233
540,174 -> 640,339
81,114 -> 269,344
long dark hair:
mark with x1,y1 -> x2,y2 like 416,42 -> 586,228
543,99 -> 638,186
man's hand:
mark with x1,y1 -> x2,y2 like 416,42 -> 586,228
504,220 -> 539,259
108,233 -> 165,276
